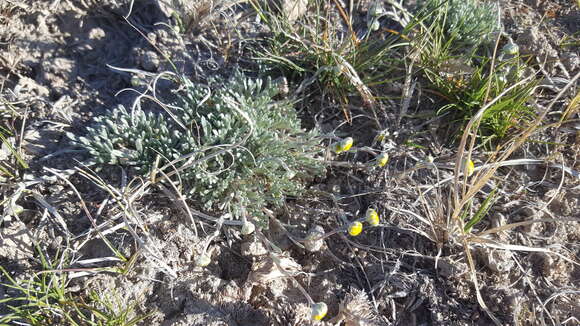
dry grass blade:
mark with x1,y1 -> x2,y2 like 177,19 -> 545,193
452,74 -> 537,212
453,72 -> 580,222
335,54 -> 377,111
30,191 -> 72,238
476,217 -> 580,237
75,167 -> 178,278
330,0 -> 358,45
560,90 -> 579,122
155,168 -> 200,236
398,61 -> 416,127
468,237 -> 579,267
462,240 -> 502,325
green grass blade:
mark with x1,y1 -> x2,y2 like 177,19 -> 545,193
464,188 -> 497,233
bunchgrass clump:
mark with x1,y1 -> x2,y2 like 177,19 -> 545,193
70,72 -> 325,222
408,0 -> 534,144
251,0 -> 406,117
0,250 -> 148,325
424,56 -> 537,143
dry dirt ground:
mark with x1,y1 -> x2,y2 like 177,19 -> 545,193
0,0 -> 579,325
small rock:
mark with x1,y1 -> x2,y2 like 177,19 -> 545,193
240,238 -> 268,256
303,225 -> 325,252
477,248 -> 514,274
140,51 -> 160,71
268,278 -> 287,297
88,27 -> 106,41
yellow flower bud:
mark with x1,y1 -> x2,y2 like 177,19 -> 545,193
502,42 -> 519,56
376,153 -> 389,167
311,302 -> 328,321
333,137 -> 353,154
195,254 -> 211,267
348,221 -> 363,236
365,208 -> 379,226
461,158 -> 475,177
9,204 -> 24,216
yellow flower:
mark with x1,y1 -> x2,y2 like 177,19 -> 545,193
365,208 -> 379,226
333,137 -> 354,154
461,158 -> 475,177
376,153 -> 389,167
311,302 -> 328,321
348,221 -> 363,236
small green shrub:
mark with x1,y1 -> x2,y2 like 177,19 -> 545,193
418,0 -> 500,49
70,73 -> 325,221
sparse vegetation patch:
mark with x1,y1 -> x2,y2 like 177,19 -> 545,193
1,0 -> 579,325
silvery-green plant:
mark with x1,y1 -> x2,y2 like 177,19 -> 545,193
420,0 -> 500,49
70,72 -> 325,222
71,105 -> 197,169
